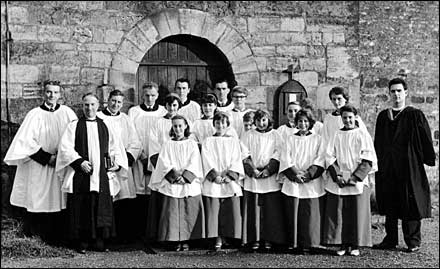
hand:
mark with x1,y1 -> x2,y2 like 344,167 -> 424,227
107,164 -> 120,172
176,176 -> 186,184
334,175 -> 346,188
253,169 -> 261,178
345,176 -> 358,186
295,171 -> 306,184
48,154 -> 57,167
258,169 -> 270,178
222,176 -> 231,183
214,176 -> 223,184
80,161 -> 93,174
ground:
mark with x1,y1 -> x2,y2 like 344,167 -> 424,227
1,213 -> 438,268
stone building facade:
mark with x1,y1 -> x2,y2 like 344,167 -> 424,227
1,1 -> 438,182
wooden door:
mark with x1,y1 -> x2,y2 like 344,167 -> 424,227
136,35 -> 234,106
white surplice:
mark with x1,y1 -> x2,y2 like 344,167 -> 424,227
179,100 -> 202,122
190,119 -> 238,144
4,105 -> 77,212
97,111 -> 142,201
201,136 -> 245,198
230,108 -> 254,139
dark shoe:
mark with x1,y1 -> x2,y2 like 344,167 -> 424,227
373,241 -> 397,250
174,243 -> 182,251
181,243 -> 189,251
406,246 -> 420,253
251,241 -> 260,251
77,248 -> 86,254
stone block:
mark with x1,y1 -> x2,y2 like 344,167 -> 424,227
222,16 -> 247,33
9,64 -> 40,83
53,43 -> 77,51
89,10 -> 117,29
10,25 -> 38,41
301,58 -> 326,72
317,83 -> 339,110
327,46 -> 358,79
348,79 -> 361,108
104,29 -> 125,44
72,26 -> 93,43
276,45 -> 307,57
8,6 -> 28,24
81,43 -> 117,52
307,45 -> 326,57
246,86 -> 267,105
231,57 -> 258,74
22,84 -> 41,99
248,17 -> 281,33
306,32 -> 322,45
292,71 -> 319,87
109,69 -> 136,89
113,12 -> 144,31
225,42 -> 253,64
92,27 -> 105,43
151,11 -> 172,39
217,28 -> 244,55
80,67 -> 104,85
118,39 -> 145,63
333,32 -> 345,44
91,52 -> 112,68
165,9 -> 181,35
50,65 -> 81,84
280,17 -> 305,32
38,25 -> 71,42
322,32 -> 333,44
0,82 -> 22,98
411,96 -> 425,104
179,9 -> 206,36
137,18 -> 160,43
235,72 -> 260,86
261,72 -> 288,86
125,26 -> 154,53
202,18 -> 228,45
253,46 -> 276,56
254,57 -> 267,71
57,50 -> 91,66
266,57 -> 290,72
111,53 -> 139,74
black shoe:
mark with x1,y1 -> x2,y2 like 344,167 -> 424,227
373,241 -> 397,250
77,248 -> 86,254
406,246 -> 420,253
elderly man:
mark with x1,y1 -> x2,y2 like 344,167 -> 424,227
4,80 -> 77,244
56,93 -> 128,254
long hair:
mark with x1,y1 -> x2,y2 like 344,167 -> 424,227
212,111 -> 231,127
254,109 -> 273,131
294,109 -> 316,130
169,114 -> 191,139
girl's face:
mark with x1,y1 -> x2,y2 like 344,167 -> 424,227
296,115 -> 310,132
330,93 -> 347,109
287,104 -> 301,122
202,103 -> 216,118
255,116 -> 269,131
166,100 -> 180,116
213,118 -> 228,135
341,111 -> 356,129
243,120 -> 255,131
172,118 -> 187,139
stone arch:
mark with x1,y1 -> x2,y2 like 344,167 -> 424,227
109,8 -> 260,96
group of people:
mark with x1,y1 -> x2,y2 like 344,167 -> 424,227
4,77 -> 435,257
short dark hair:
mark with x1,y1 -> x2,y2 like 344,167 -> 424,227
201,93 -> 218,104
82,92 -> 99,101
213,112 -> 231,127
142,82 -> 159,91
169,115 -> 191,138
328,86 -> 349,102
300,98 -> 315,111
108,89 -> 124,99
388,77 -> 407,91
339,104 -> 358,116
231,86 -> 248,97
243,111 -> 255,122
43,80 -> 61,87
214,78 -> 229,88
175,78 -> 191,89
294,109 -> 316,130
164,93 -> 182,109
287,101 -> 301,107
254,109 -> 273,131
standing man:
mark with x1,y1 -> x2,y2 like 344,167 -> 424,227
128,82 -> 167,242
214,78 -> 234,113
373,77 -> 435,253
56,93 -> 128,254
97,89 -> 142,243
4,80 -> 77,244
174,78 -> 202,122
230,86 -> 254,138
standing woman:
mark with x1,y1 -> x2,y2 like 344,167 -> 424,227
240,109 -> 286,251
148,115 -> 205,251
201,112 -> 245,251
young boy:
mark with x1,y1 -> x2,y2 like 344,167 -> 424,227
242,111 -> 256,132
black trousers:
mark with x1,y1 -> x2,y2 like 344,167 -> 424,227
384,216 -> 421,248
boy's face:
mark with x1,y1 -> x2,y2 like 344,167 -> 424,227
296,115 -> 310,132
232,92 -> 246,108
44,85 -> 61,106
330,93 -> 347,109
166,100 -> 180,115
255,116 -> 269,131
172,118 -> 187,138
287,104 -> 301,122
243,120 -> 255,131
107,95 -> 124,114
341,111 -> 356,129
215,82 -> 230,101
214,118 -> 228,135
143,88 -> 158,107
201,103 -> 216,118
175,81 -> 190,100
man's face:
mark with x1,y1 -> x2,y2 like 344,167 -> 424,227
143,87 -> 158,107
107,95 -> 124,114
215,82 -> 230,101
44,85 -> 61,106
175,81 -> 190,100
83,95 -> 99,119
341,111 -> 356,129
389,83 -> 407,107
330,93 -> 347,109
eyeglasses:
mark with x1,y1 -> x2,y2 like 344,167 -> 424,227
232,95 -> 246,99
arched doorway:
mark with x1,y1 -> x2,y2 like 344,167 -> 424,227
136,34 -> 235,105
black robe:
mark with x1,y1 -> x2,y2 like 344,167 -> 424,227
374,106 -> 435,219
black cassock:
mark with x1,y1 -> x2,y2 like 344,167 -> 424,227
374,106 -> 435,220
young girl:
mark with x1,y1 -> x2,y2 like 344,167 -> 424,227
323,105 -> 377,256
148,115 -> 205,251
201,112 -> 245,251
241,109 -> 286,251
276,101 -> 302,140
278,109 -> 326,253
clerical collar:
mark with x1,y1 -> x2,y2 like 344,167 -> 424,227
85,118 -> 97,122
172,136 -> 188,141
256,127 -> 272,133
294,130 -> 312,136
217,99 -> 231,107
286,122 -> 296,128
41,103 -> 60,112
102,107 -> 120,116
201,115 -> 213,120
213,132 -> 231,137
140,103 -> 158,112
331,110 -> 340,116
341,125 -> 358,131
181,99 -> 191,107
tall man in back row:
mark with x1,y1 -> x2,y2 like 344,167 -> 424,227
373,77 -> 435,253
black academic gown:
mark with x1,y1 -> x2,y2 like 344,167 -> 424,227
374,106 -> 435,220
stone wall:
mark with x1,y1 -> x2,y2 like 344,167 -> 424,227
0,1 -> 438,182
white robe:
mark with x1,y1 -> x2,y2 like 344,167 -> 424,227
321,113 -> 367,149
190,119 -> 238,144
201,136 -> 245,198
216,102 -> 235,113
278,133 -> 326,198
240,129 -> 282,193
230,108 -> 254,139
324,127 -> 378,196
56,119 -> 128,197
97,111 -> 142,201
276,121 -> 323,141
4,105 -> 77,212
179,100 -> 202,122
128,105 -> 167,195
148,139 -> 203,198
